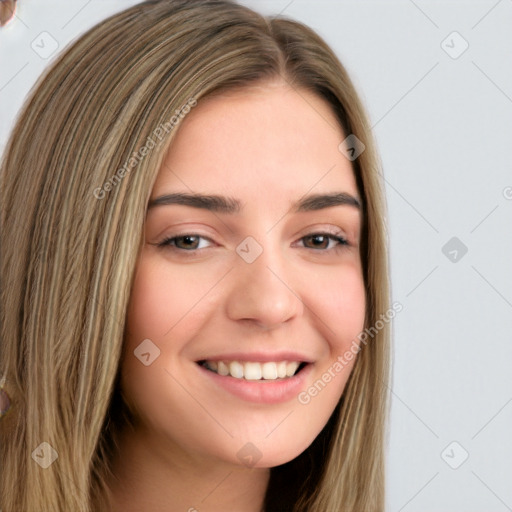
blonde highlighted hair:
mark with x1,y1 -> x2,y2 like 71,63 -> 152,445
0,1 -> 390,510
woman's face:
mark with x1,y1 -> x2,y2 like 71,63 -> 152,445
121,81 -> 365,468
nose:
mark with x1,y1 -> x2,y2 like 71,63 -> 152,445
224,241 -> 304,329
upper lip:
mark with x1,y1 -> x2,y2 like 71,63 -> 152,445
196,351 -> 314,363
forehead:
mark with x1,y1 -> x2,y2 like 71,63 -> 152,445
152,82 -> 359,202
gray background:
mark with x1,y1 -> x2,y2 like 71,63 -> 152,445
1,1 -> 511,511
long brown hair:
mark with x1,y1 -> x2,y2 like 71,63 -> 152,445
0,1 -> 390,510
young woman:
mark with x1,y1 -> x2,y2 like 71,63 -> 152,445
0,1 -> 391,510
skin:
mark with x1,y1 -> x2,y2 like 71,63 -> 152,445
109,80 -> 366,512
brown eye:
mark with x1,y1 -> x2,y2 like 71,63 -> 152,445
301,233 -> 348,250
156,234 -> 213,251
174,235 -> 200,250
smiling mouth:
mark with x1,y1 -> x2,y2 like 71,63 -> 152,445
197,360 -> 307,380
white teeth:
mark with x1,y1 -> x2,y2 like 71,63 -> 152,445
244,362 -> 262,380
286,362 -> 300,377
276,361 -> 287,378
262,362 -> 278,380
229,361 -> 244,379
217,361 -> 229,376
202,360 -> 303,380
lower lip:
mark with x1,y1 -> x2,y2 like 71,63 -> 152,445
196,363 -> 313,404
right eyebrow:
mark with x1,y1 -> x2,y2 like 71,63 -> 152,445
147,193 -> 241,213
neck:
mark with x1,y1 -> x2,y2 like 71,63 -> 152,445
107,423 -> 270,512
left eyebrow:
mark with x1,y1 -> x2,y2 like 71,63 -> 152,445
293,192 -> 361,212
147,191 -> 361,213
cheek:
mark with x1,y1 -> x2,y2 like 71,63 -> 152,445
121,254 -> 212,404
125,258 -> 169,342
125,254 -> 213,343
120,255 -> 218,436
289,265 -> 365,448
312,262 -> 366,352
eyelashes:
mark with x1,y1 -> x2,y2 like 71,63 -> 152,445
154,232 -> 349,254
158,234 -> 211,251
300,233 -> 348,250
